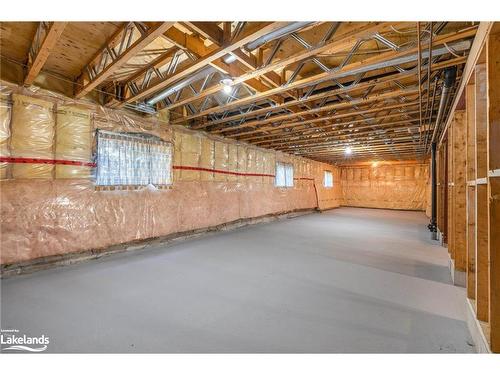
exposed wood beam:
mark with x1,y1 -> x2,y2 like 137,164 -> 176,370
123,22 -> 289,104
210,59 -> 283,104
286,138 -> 424,153
298,143 -> 425,154
253,111 -> 423,146
123,47 -> 178,86
184,56 -> 461,129
207,88 -> 419,134
183,22 -> 224,46
175,27 -> 474,125
438,22 -> 494,145
253,119 -> 425,149
162,26 -> 215,57
24,22 -> 67,85
160,27 -> 285,105
189,70 -> 419,128
230,49 -> 282,88
233,101 -> 421,139
167,22 -> 401,115
75,22 -> 174,99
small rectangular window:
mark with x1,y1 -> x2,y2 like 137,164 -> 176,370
324,170 -> 333,187
96,130 -> 172,187
275,162 -> 294,187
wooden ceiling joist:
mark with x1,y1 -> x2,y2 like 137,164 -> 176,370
173,27 -> 474,127
0,21 -> 478,163
208,88 -> 419,134
188,56 -> 465,129
183,22 -> 224,46
252,111 -> 423,146
266,120 -> 426,149
231,101 -> 422,140
167,22 -> 401,118
24,22 -> 67,85
122,22 -> 289,104
75,22 -> 175,99
191,71 -> 418,129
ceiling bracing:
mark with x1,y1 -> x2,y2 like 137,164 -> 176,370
0,21 -> 478,163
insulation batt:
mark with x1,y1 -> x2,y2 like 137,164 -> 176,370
0,84 -> 432,265
0,83 -> 343,265
340,163 -> 430,210
10,94 -> 55,178
0,101 -> 10,179
55,105 -> 92,178
0,178 -> 339,264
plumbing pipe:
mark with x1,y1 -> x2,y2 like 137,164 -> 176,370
430,67 -> 457,144
429,141 -> 438,238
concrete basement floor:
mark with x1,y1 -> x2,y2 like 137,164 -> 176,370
0,207 -> 474,353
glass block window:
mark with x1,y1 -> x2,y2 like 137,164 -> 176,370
275,162 -> 294,187
324,170 -> 333,187
96,130 -> 172,186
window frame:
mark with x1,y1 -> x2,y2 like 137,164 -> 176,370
323,170 -> 333,188
95,130 -> 172,189
275,162 -> 294,188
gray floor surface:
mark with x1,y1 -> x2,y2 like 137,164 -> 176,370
0,207 -> 475,353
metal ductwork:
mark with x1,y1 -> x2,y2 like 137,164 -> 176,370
302,40 -> 469,91
146,65 -> 218,106
244,22 -> 314,51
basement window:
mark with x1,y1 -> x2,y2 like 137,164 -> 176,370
95,130 -> 172,187
324,170 -> 333,188
275,162 -> 294,187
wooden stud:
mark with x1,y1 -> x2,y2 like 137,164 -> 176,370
487,24 -> 500,353
452,111 -> 467,272
474,62 -> 490,323
466,82 -> 477,300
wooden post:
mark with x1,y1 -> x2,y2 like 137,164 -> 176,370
466,82 -> 477,300
474,62 -> 489,324
452,111 -> 468,276
448,128 -> 454,257
487,24 -> 500,353
443,139 -> 449,244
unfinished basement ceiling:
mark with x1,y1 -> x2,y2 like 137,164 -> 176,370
0,21 -> 478,164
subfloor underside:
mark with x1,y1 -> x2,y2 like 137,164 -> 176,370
0,207 -> 474,353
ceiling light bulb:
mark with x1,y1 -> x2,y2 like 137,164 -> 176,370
345,146 -> 352,155
220,78 -> 234,95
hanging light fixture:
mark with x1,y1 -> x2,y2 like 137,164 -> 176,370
220,78 -> 234,94
345,146 -> 352,155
